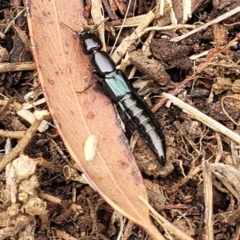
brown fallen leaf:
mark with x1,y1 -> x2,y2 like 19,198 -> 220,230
24,0 -> 164,238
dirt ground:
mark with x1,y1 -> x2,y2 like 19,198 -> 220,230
0,0 -> 240,239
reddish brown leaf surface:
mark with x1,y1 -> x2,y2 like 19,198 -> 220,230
25,0 -> 163,238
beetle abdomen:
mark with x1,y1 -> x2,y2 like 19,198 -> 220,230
119,93 -> 166,165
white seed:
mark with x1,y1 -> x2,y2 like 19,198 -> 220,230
84,135 -> 97,161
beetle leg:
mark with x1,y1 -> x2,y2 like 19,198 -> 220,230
76,81 -> 98,93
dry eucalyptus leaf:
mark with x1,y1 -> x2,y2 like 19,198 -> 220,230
24,0 -> 163,238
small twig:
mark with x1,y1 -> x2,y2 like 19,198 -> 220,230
113,23 -> 195,69
166,0 -> 177,25
163,93 -> 240,144
111,11 -> 155,64
0,61 -> 36,72
0,99 -> 22,110
0,99 -> 13,119
112,4 -> 170,28
0,129 -> 26,139
203,160 -> 214,240
110,0 -> 132,55
182,0 -> 192,22
91,0 -> 106,51
189,49 -> 209,60
143,24 -> 196,34
159,0 -> 165,16
4,8 -> 25,33
23,98 -> 46,110
215,133 -> 223,163
0,111 -> 49,172
169,165 -> 202,193
171,5 -> 240,42
38,192 -> 62,204
34,157 -> 62,173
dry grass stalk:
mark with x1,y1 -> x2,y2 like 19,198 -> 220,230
38,192 -> 62,204
171,5 -> 240,42
143,24 -> 196,34
112,4 -> 171,28
169,165 -> 202,193
203,160 -> 214,240
111,11 -> 155,64
91,0 -> 105,51
163,93 -> 240,144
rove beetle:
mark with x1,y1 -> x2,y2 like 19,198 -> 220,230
61,22 -> 166,166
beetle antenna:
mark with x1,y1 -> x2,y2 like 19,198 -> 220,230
60,21 -> 78,34
91,17 -> 109,32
